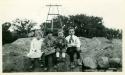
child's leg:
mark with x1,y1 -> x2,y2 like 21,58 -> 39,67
62,49 -> 66,58
69,47 -> 75,62
39,53 -> 45,67
55,50 -> 60,65
66,47 -> 74,62
76,47 -> 81,59
67,47 -> 76,68
56,52 -> 60,58
62,52 -> 66,58
75,48 -> 82,65
56,48 -> 60,58
30,58 -> 35,69
44,56 -> 48,70
61,52 -> 66,62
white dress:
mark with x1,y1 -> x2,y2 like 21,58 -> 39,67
27,38 -> 44,58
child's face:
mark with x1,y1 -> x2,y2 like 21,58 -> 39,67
48,33 -> 53,39
69,29 -> 75,35
35,30 -> 42,40
36,34 -> 42,40
58,32 -> 64,37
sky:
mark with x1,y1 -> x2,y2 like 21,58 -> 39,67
0,0 -> 125,29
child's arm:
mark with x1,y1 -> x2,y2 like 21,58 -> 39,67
75,37 -> 81,51
76,37 -> 81,48
30,38 -> 35,51
65,36 -> 71,47
41,39 -> 48,53
61,38 -> 68,52
53,39 -> 58,49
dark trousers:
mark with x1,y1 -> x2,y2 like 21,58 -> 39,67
44,53 -> 56,68
30,53 -> 45,68
66,47 -> 80,62
30,58 -> 40,68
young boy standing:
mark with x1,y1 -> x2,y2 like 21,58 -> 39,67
66,27 -> 82,68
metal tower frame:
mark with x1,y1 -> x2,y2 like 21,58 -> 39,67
45,3 -> 62,32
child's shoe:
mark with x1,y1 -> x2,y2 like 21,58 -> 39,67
44,67 -> 48,71
70,62 -> 75,68
54,65 -> 57,69
29,65 -> 34,71
40,64 -> 44,68
77,59 -> 82,66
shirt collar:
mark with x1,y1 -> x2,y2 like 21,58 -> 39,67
69,35 -> 75,37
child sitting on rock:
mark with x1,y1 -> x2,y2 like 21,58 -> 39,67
43,31 -> 56,70
27,29 -> 44,70
54,29 -> 67,62
43,31 -> 55,54
66,27 -> 82,68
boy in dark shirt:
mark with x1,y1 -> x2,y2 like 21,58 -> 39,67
54,29 -> 67,62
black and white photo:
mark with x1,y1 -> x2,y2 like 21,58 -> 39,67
0,0 -> 124,73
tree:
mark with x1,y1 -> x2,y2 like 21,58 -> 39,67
42,14 -> 122,39
60,14 -> 106,38
11,18 -> 36,38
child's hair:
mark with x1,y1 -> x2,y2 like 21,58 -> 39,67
69,27 -> 75,31
58,29 -> 64,33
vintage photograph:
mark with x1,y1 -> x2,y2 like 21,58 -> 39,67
1,0 -> 124,72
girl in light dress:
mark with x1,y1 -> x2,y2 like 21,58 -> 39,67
27,29 -> 44,70
54,29 -> 67,62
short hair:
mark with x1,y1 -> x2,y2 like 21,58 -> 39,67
58,29 -> 64,33
69,27 -> 75,31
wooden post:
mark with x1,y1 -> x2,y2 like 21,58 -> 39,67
51,19 -> 53,32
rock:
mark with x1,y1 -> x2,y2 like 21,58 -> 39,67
3,52 -> 30,72
3,37 -> 122,72
12,38 -> 32,51
97,57 -> 109,69
109,58 -> 122,68
82,57 -> 97,69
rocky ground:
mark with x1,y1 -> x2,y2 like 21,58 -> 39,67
2,37 -> 122,72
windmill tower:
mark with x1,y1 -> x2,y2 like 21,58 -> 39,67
45,0 -> 62,32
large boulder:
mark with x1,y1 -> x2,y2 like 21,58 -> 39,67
3,44 -> 28,56
80,37 -> 122,71
12,38 -> 32,52
3,37 -> 122,72
3,52 -> 30,72
111,39 -> 122,58
97,57 -> 109,69
109,57 -> 122,68
82,57 -> 97,69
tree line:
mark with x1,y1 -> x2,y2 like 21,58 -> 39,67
43,14 -> 122,39
2,14 -> 122,45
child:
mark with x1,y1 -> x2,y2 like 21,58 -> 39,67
27,29 -> 44,70
43,31 -> 55,53
54,29 -> 67,62
65,27 -> 82,68
43,31 -> 55,70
